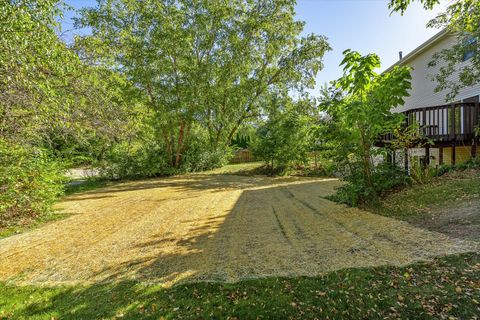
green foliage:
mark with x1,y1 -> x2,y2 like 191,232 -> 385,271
434,158 -> 480,178
390,0 -> 480,100
0,0 -> 142,227
77,0 -> 330,169
0,141 -> 65,228
330,163 -> 410,206
252,96 -> 313,175
455,156 -> 480,170
435,164 -> 456,176
388,0 -> 440,14
322,50 -> 412,205
410,159 -> 437,184
1,253 -> 479,319
97,141 -> 170,179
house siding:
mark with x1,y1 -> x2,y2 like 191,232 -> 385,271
442,146 -> 473,165
392,34 -> 480,113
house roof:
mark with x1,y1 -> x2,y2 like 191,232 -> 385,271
383,28 -> 449,73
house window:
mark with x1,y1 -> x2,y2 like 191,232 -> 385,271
462,36 -> 476,61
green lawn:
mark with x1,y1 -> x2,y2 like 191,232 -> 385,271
366,169 -> 480,220
1,253 -> 478,319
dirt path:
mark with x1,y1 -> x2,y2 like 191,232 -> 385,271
0,174 -> 475,286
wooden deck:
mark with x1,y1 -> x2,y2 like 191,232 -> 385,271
381,102 -> 479,167
382,102 -> 480,146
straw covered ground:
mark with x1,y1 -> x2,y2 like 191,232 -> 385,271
0,173 -> 475,286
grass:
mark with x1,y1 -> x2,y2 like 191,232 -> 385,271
203,161 -> 265,175
64,178 -> 110,195
0,253 -> 479,319
366,169 -> 480,220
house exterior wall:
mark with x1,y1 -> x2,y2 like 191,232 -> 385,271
442,146 -> 476,165
392,34 -> 480,113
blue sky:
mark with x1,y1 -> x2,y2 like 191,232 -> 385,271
62,0 -> 446,90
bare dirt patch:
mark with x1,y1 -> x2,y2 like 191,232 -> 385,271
0,174 -> 475,286
410,198 -> 480,242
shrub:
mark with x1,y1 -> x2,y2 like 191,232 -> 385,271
435,164 -> 455,177
330,162 -> 410,206
96,127 -> 232,180
410,160 -> 437,184
0,141 -> 65,228
96,141 -> 172,179
181,128 -> 232,172
456,156 -> 480,170
252,106 -> 310,176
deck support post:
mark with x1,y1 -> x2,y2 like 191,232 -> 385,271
425,145 -> 430,167
404,148 -> 409,172
439,146 -> 444,165
472,142 -> 477,158
452,142 -> 456,165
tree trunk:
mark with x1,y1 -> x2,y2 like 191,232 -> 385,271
174,122 -> 186,168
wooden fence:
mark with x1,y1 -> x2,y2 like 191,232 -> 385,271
230,149 -> 255,163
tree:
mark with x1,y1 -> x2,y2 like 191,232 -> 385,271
389,0 -> 480,100
322,50 -> 411,204
0,0 -> 141,222
77,0 -> 330,168
252,94 -> 313,175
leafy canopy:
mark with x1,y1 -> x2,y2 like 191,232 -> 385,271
322,50 -> 412,205
389,0 -> 480,100
77,0 -> 331,167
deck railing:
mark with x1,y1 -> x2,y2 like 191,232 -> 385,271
382,102 -> 480,143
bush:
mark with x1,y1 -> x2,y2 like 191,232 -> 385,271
96,127 -> 232,179
456,156 -> 480,170
330,163 -> 410,206
0,141 -> 65,228
410,160 -> 437,184
181,128 -> 232,172
435,164 -> 455,176
434,157 -> 480,177
97,141 -> 172,179
252,107 -> 310,176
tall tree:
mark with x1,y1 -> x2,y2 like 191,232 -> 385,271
77,0 -> 330,168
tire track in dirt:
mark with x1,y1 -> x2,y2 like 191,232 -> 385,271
284,184 -> 473,263
0,175 -> 475,286
271,206 -> 293,246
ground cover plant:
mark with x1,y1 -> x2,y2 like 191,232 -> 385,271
0,253 -> 479,319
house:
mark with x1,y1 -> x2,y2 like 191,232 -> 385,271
383,29 -> 480,168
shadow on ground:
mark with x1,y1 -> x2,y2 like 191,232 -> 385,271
1,252 -> 479,319
0,175 -> 474,287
